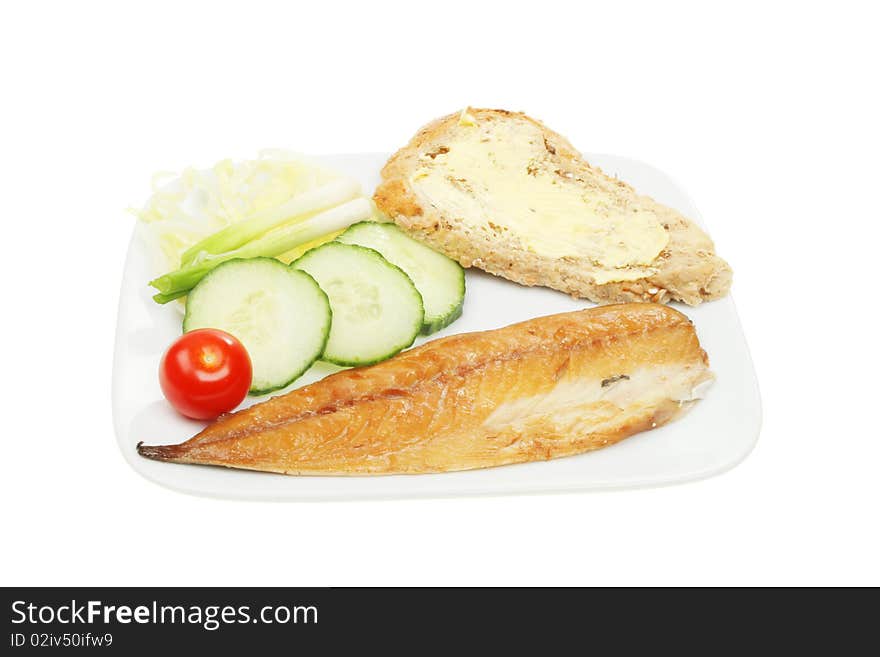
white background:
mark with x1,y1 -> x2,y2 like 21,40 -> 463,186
2,1 -> 877,586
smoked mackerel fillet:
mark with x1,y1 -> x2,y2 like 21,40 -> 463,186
138,304 -> 713,475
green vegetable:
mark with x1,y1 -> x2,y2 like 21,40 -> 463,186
183,258 -> 331,395
180,178 -> 360,266
337,221 -> 465,334
149,198 -> 372,303
293,242 -> 424,367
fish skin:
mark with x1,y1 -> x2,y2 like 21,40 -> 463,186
138,304 -> 713,475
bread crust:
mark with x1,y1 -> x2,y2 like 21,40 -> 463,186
374,108 -> 732,305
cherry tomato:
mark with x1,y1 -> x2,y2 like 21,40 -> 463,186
159,328 -> 252,420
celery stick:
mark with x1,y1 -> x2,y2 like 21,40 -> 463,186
150,198 -> 372,303
180,178 -> 360,266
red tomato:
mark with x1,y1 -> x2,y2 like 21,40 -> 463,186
159,328 -> 252,420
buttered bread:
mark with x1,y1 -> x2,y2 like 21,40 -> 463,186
374,108 -> 731,305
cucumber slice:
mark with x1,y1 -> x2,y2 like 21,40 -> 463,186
183,257 -> 330,395
293,242 -> 423,366
337,221 -> 465,334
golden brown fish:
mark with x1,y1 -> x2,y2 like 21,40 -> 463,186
138,304 -> 713,475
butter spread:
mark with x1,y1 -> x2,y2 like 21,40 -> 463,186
410,117 -> 669,283
458,107 -> 477,126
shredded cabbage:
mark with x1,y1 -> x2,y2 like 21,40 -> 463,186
133,151 -> 345,277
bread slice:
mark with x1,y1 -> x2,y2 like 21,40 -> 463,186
374,108 -> 731,305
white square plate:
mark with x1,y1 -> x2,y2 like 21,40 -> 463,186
113,152 -> 761,500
